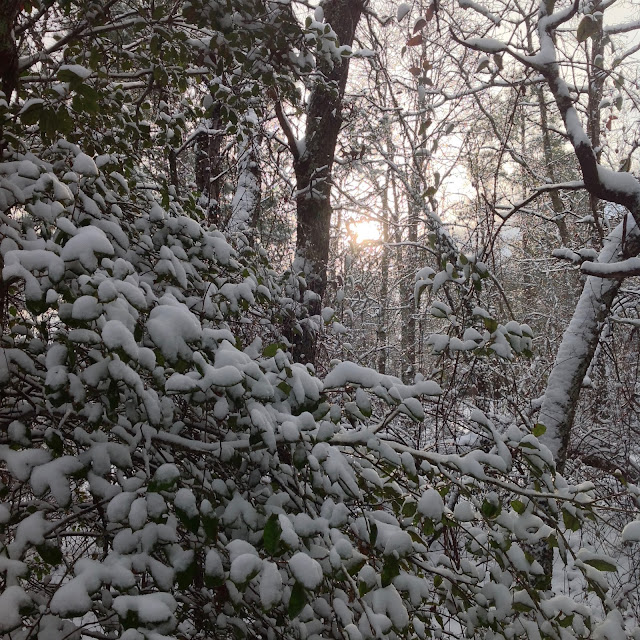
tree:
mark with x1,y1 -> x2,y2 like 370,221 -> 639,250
276,0 -> 365,365
4,1 -> 640,639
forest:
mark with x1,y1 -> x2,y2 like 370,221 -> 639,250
2,0 -> 640,637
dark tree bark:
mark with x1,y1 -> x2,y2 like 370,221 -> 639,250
281,0 -> 365,365
377,171 -> 391,375
0,0 -> 20,102
195,102 -> 225,225
0,0 -> 21,334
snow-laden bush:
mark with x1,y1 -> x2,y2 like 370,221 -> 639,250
2,1 -> 640,638
2,144 -> 640,639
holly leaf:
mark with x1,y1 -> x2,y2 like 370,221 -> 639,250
381,555 -> 400,587
511,500 -> 526,514
288,582 -> 307,618
532,423 -> 546,437
584,558 -> 617,572
36,543 -> 63,566
263,513 -> 282,555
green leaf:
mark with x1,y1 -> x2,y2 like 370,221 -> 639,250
263,343 -> 285,357
177,558 -> 197,589
584,558 -> 617,572
359,580 -> 372,597
277,381 -> 292,394
369,522 -> 378,547
402,500 -> 417,518
176,508 -> 200,535
347,556 -> 366,576
481,500 -> 501,519
45,430 -> 64,457
36,543 -> 63,566
203,514 -> 218,542
288,582 -> 307,618
511,500 -> 525,514
563,509 -> 581,532
483,317 -> 498,333
558,614 -> 574,628
381,555 -> 400,587
532,423 -> 546,437
263,513 -> 282,555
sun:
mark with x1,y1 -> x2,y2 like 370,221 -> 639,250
352,219 -> 381,243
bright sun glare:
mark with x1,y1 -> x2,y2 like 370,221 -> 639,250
352,219 -> 380,243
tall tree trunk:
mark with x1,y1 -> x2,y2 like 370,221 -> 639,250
377,172 -> 391,375
540,218 -> 640,468
400,191 -> 418,382
195,102 -> 224,226
289,0 -> 364,365
0,0 -> 20,102
0,0 -> 20,334
537,87 -> 571,246
586,2 -> 606,243
228,137 -> 261,234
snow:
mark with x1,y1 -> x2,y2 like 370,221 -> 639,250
60,226 -> 114,269
464,37 -> 507,52
288,552 -> 324,589
597,165 -> 640,197
260,561 -> 283,609
458,0 -> 501,24
72,295 -> 101,320
397,3 -> 410,21
113,593 -> 177,624
30,455 -> 84,506
205,549 -> 224,579
226,539 -> 259,562
230,554 -> 263,584
0,586 -> 32,633
175,488 -> 198,518
59,64 -> 92,79
323,361 -> 441,397
5,6 -> 640,638
72,152 -> 99,176
539,218 -> 636,458
417,488 -> 445,520
371,585 -> 409,630
564,108 -> 591,147
7,511 -> 52,560
102,319 -> 139,359
453,499 -> 475,521
147,297 -> 203,361
581,256 -> 640,276
383,530 -> 413,556
622,520 -> 640,542
107,491 -> 136,523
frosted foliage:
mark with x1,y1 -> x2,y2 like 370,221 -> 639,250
2,0 -> 640,639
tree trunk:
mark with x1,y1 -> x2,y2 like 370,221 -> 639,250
377,172 -> 391,375
290,0 -> 364,365
0,0 -> 20,101
195,102 -> 224,226
228,138 -> 261,234
0,0 -> 20,334
400,191 -> 418,382
539,218 -> 640,469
